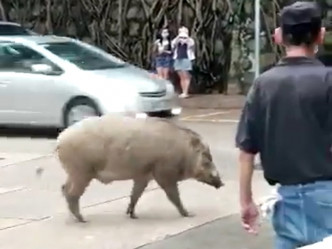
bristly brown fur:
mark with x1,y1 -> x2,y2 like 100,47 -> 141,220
53,115 -> 222,222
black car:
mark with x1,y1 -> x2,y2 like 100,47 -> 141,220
0,21 -> 37,36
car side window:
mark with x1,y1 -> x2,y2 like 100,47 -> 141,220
0,43 -> 63,75
0,25 -> 31,35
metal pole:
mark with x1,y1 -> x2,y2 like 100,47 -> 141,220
254,0 -> 260,78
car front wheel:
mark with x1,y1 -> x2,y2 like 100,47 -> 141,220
64,99 -> 100,128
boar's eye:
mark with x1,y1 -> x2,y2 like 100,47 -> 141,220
201,154 -> 212,168
202,151 -> 212,161
202,160 -> 212,169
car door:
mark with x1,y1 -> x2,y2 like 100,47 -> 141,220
0,42 -> 27,124
0,42 -> 71,126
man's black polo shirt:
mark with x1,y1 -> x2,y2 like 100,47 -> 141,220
236,56 -> 332,186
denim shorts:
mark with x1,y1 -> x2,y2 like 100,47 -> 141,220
155,54 -> 172,69
272,181 -> 332,249
173,58 -> 192,71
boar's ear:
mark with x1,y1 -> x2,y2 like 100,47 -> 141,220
190,136 -> 203,150
179,126 -> 203,150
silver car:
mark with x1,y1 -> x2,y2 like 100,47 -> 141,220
0,35 -> 181,128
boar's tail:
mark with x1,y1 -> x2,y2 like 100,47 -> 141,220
35,145 -> 59,178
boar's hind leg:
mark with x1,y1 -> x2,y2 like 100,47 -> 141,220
154,176 -> 193,218
126,177 -> 149,219
62,175 -> 92,223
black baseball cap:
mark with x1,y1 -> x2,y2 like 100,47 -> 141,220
280,1 -> 322,28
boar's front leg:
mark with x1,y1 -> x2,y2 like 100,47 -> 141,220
154,174 -> 194,218
126,177 -> 150,219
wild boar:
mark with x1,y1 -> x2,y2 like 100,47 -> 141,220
41,114 -> 223,222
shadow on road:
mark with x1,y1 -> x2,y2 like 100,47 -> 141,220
0,126 -> 59,139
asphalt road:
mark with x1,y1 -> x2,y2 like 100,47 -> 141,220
0,109 -> 274,249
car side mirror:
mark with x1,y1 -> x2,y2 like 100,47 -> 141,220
31,64 -> 53,74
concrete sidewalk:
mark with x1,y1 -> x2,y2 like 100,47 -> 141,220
0,155 -> 272,249
179,83 -> 246,110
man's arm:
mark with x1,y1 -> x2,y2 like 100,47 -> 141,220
235,81 -> 261,234
239,150 -> 255,206
188,37 -> 195,48
236,101 -> 259,206
239,152 -> 259,235
235,82 -> 260,155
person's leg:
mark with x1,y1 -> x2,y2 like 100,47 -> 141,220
155,56 -> 164,78
177,71 -> 186,97
272,187 -> 307,249
156,67 -> 163,78
163,68 -> 170,79
180,59 -> 192,98
274,237 -> 299,249
304,181 -> 332,245
162,56 -> 171,79
182,71 -> 191,97
160,68 -> 166,79
174,59 -> 186,96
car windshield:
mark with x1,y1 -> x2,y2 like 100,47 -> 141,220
41,41 -> 127,70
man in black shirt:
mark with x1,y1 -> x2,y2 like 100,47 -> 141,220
236,1 -> 332,248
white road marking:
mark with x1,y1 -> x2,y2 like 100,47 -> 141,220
0,153 -> 53,169
181,118 -> 239,123
181,111 -> 231,120
0,186 -> 27,195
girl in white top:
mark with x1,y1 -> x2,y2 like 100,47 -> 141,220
171,26 -> 195,98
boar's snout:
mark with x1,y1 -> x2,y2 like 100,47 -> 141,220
212,176 -> 224,189
209,169 -> 224,189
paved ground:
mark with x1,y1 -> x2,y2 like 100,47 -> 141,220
180,108 -> 241,123
140,215 -> 273,249
0,109 -> 273,249
179,94 -> 245,110
179,83 -> 246,110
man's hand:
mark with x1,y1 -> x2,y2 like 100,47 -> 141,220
241,201 -> 260,235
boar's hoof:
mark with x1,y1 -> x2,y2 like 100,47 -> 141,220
64,194 -> 86,223
126,206 -> 138,219
76,215 -> 87,223
69,209 -> 87,223
130,213 -> 138,219
181,210 -> 195,218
